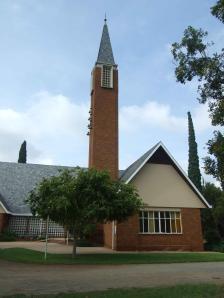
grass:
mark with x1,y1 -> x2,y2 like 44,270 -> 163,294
4,284 -> 224,298
1,247 -> 224,265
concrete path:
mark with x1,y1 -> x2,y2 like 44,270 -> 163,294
0,241 -> 114,254
0,260 -> 224,296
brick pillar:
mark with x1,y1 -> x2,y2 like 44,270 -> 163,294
0,213 -> 9,233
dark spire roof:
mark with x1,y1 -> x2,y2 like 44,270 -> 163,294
96,19 -> 116,66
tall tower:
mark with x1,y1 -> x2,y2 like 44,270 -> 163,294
88,19 -> 118,180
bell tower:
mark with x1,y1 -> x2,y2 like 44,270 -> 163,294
88,18 -> 118,180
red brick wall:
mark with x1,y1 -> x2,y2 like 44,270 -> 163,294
0,213 -> 9,233
104,222 -> 113,248
88,66 -> 119,180
116,208 -> 204,251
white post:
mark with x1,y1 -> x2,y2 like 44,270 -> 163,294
66,230 -> 69,245
44,216 -> 49,260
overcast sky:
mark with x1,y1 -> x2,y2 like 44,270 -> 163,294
0,0 -> 223,183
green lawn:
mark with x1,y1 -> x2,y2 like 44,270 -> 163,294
5,284 -> 224,298
1,247 -> 224,265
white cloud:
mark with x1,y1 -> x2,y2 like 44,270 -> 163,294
0,91 -> 211,168
0,91 -> 89,165
120,100 -> 211,134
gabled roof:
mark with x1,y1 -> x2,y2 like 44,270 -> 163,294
0,161 -> 124,215
96,20 -> 116,66
120,142 -> 211,208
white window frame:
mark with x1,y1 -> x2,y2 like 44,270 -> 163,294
101,65 -> 113,88
139,209 -> 183,235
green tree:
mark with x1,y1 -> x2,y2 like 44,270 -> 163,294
211,0 -> 224,23
187,112 -> 202,191
172,25 -> 224,126
202,182 -> 224,243
204,131 -> 224,191
18,140 -> 27,163
26,168 -> 142,257
171,1 -> 224,189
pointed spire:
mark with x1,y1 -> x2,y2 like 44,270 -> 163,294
96,18 -> 116,66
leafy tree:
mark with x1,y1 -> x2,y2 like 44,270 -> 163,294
171,1 -> 224,189
187,111 -> 202,191
204,131 -> 224,191
18,140 -> 27,163
26,168 -> 142,257
211,0 -> 224,23
172,25 -> 224,126
202,182 -> 224,243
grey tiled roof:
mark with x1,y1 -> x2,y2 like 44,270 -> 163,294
0,161 -> 124,215
96,22 -> 116,65
120,143 -> 159,183
0,162 -> 76,215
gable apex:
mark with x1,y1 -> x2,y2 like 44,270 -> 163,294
121,142 -> 211,208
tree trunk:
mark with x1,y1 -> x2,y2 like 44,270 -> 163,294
72,228 -> 77,258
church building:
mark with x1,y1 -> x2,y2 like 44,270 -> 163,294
0,20 -> 210,251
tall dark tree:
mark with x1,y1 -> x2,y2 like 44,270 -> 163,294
187,112 -> 202,191
18,140 -> 27,163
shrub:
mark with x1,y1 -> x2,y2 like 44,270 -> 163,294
0,230 -> 17,241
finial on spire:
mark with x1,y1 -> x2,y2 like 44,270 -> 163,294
104,13 -> 107,24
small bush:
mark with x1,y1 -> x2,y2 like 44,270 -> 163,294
204,241 -> 224,253
0,230 -> 17,241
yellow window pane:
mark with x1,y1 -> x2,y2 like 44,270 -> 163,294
171,219 -> 176,233
176,219 -> 181,233
149,219 -> 155,233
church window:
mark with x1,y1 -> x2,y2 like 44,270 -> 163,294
102,65 -> 113,88
139,210 -> 182,234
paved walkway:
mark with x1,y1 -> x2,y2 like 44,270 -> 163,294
0,241 -> 114,254
0,260 -> 224,296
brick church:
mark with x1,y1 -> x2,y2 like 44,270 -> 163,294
0,20 -> 210,251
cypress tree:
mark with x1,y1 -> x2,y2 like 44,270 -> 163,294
187,112 -> 202,191
18,140 -> 27,163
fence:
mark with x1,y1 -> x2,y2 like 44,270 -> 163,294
8,215 -> 65,238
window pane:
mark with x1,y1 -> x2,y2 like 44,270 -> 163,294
170,212 -> 175,219
176,219 -> 181,233
165,211 -> 170,218
161,219 -> 165,233
166,219 -> 171,233
171,219 -> 176,233
139,218 -> 143,233
175,212 -> 180,219
149,219 -> 155,233
155,219 -> 160,232
143,211 -> 148,218
160,211 -> 165,219
139,211 -> 143,218
148,211 -> 153,218
154,211 -> 159,218
144,219 -> 148,233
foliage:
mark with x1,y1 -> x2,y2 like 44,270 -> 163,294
1,248 -> 224,265
172,25 -> 224,126
203,131 -> 224,191
202,182 -> 224,243
0,229 -> 17,241
26,168 -> 142,256
211,0 -> 224,23
171,1 -> 224,189
18,140 -> 27,163
187,112 -> 202,190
